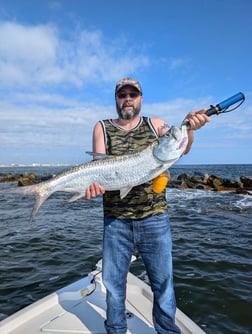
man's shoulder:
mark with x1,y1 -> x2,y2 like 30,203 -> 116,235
149,117 -> 166,133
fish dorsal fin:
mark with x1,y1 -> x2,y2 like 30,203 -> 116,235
120,186 -> 132,199
86,152 -> 108,159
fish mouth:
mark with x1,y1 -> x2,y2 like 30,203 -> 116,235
169,127 -> 181,141
172,132 -> 179,140
164,126 -> 178,139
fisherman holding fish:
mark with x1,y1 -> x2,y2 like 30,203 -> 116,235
7,77 -> 210,333
86,78 -> 210,334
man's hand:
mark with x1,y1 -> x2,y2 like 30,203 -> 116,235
183,109 -> 210,130
85,182 -> 105,199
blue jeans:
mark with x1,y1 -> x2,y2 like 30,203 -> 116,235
102,212 -> 181,334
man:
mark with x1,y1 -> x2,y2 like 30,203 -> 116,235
86,78 -> 210,334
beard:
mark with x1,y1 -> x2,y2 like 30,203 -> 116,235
116,102 -> 141,120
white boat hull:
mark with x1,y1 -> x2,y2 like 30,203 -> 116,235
0,260 -> 206,334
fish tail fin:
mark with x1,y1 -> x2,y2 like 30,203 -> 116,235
17,185 -> 51,223
29,193 -> 50,224
2,184 -> 51,223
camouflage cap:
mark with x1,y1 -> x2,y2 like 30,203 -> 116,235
115,77 -> 142,95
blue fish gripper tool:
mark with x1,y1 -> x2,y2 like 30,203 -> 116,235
206,92 -> 245,116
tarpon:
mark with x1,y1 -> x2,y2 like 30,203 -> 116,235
3,125 -> 188,223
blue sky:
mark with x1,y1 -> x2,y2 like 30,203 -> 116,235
0,0 -> 251,165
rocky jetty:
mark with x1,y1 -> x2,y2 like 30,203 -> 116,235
0,172 -> 53,186
0,171 -> 251,195
168,173 -> 252,195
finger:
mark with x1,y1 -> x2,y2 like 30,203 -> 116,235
195,113 -> 206,124
94,182 -> 106,194
90,183 -> 97,197
85,183 -> 105,199
188,115 -> 203,130
85,188 -> 91,200
188,118 -> 197,130
196,108 -> 207,114
86,183 -> 96,199
195,109 -> 211,123
98,185 -> 106,194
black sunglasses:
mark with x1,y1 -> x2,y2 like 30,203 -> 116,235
117,92 -> 141,99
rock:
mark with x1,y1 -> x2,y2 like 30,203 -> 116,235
0,175 -> 18,182
18,178 -> 35,186
17,173 -> 37,186
0,172 -> 52,186
167,173 -> 251,193
177,173 -> 189,181
240,176 -> 252,190
235,187 -> 252,195
206,175 -> 241,191
18,174 -> 52,186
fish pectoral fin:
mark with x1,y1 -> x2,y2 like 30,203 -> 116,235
68,193 -> 86,202
120,186 -> 132,199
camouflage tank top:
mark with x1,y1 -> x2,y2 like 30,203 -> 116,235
100,116 -> 167,219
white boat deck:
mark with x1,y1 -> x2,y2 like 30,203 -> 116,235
1,261 -> 206,334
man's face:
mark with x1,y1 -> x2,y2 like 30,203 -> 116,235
115,86 -> 142,120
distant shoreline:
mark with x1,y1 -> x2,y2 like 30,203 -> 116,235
0,163 -> 251,168
0,164 -> 72,168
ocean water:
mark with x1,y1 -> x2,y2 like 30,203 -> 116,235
0,164 -> 251,333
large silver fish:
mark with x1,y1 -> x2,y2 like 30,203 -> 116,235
4,125 -> 188,223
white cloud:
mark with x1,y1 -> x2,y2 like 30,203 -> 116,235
0,20 -> 150,164
168,57 -> 190,71
0,22 -> 58,86
143,97 -> 213,124
1,94 -> 251,164
0,21 -> 149,88
0,99 -> 114,151
0,20 -> 251,164
0,22 -> 57,63
2,95 -> 250,151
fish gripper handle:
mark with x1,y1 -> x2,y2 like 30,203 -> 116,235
206,92 -> 245,116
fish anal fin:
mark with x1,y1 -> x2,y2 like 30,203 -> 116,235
120,186 -> 132,199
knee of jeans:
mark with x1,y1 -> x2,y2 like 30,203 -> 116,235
103,276 -> 126,296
